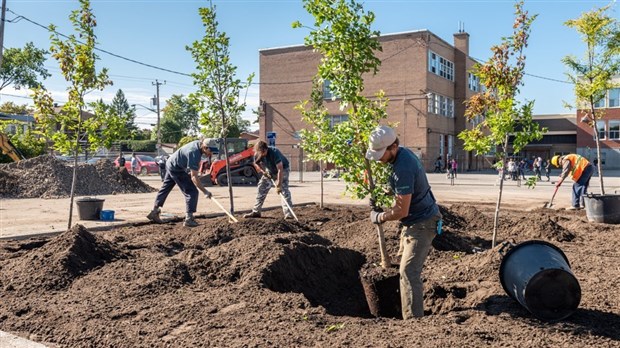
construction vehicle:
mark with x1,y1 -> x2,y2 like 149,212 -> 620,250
0,132 -> 25,162
199,138 -> 259,186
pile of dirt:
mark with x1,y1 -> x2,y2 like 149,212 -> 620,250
0,204 -> 618,347
0,155 -> 155,198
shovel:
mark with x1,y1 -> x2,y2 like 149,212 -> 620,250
545,185 -> 560,208
210,196 -> 239,223
269,178 -> 299,221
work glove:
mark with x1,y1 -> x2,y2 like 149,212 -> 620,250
263,172 -> 272,180
276,185 -> 283,195
370,206 -> 384,225
204,191 -> 212,199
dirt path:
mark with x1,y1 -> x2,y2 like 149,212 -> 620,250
1,204 -> 618,347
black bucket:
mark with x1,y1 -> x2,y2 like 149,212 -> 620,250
76,197 -> 105,220
499,240 -> 581,321
584,193 -> 620,224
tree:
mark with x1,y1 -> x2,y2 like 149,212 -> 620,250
0,42 -> 50,91
562,3 -> 620,195
32,0 -> 122,229
111,89 -> 138,136
161,94 -> 200,135
294,0 -> 392,268
458,1 -> 544,248
187,4 -> 254,214
156,117 -> 184,143
0,102 -> 32,115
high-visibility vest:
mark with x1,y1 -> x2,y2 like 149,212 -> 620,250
564,154 -> 590,181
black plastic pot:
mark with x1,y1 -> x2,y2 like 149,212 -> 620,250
499,240 -> 581,321
584,193 -> 620,224
76,197 -> 105,220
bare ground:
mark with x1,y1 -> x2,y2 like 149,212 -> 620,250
0,204 -> 619,347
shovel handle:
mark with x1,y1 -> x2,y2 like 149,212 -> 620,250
211,196 -> 239,223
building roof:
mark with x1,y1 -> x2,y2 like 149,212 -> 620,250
533,114 -> 576,134
0,113 -> 35,123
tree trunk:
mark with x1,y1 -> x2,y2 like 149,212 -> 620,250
591,118 -> 605,195
67,119 -> 82,230
492,140 -> 509,248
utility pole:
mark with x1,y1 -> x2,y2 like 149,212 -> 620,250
0,0 -> 7,68
152,79 -> 165,155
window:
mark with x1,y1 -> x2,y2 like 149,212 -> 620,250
596,120 -> 606,140
448,135 -> 454,157
328,114 -> 348,128
428,50 -> 454,81
426,92 -> 454,117
468,73 -> 479,92
323,80 -> 335,100
428,51 -> 438,74
609,88 -> 620,108
609,120 -> 620,140
439,134 -> 444,157
7,124 -> 17,134
594,96 -> 606,108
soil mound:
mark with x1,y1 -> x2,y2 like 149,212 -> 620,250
0,155 -> 155,198
2,225 -> 125,293
1,204 -> 619,347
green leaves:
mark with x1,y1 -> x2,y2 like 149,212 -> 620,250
296,0 -> 391,206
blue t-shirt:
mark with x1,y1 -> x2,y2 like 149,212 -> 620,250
166,140 -> 202,172
389,147 -> 438,225
257,147 -> 289,175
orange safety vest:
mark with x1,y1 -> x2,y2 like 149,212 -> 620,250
564,154 -> 590,182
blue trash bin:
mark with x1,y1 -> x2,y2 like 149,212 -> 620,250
499,240 -> 581,321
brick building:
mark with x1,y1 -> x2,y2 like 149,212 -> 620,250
575,79 -> 620,169
258,29 -> 491,172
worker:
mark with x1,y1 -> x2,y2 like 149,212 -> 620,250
117,152 -> 126,170
243,140 -> 293,219
366,125 -> 441,319
130,152 -> 139,175
147,138 -> 216,227
551,154 -> 594,210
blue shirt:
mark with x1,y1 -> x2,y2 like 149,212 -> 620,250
257,147 -> 289,175
166,140 -> 202,172
389,147 -> 438,225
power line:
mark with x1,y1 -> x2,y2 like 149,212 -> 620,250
6,9 -> 192,77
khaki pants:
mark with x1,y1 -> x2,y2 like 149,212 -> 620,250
398,214 -> 440,319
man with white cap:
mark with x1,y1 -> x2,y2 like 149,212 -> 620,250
366,125 -> 441,319
147,138 -> 216,227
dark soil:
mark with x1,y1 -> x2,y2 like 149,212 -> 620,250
0,204 -> 618,347
0,155 -> 155,198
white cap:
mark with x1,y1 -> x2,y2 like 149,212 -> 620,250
365,125 -> 397,161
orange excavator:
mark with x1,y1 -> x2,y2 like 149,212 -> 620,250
0,132 -> 25,162
199,138 -> 259,186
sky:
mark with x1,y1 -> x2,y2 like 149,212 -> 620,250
1,0 -> 616,131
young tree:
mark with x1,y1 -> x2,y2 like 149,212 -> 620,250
0,42 -> 50,91
32,0 -> 121,229
294,0 -> 393,268
111,89 -> 138,136
562,4 -> 620,195
458,1 -> 544,247
187,4 -> 254,214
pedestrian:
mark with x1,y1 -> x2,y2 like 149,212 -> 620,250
243,140 -> 294,219
544,158 -> 551,181
533,156 -> 542,181
146,139 -> 215,227
551,154 -> 594,210
451,158 -> 458,178
117,152 -> 126,170
434,156 -> 442,173
157,155 -> 167,182
507,158 -> 517,180
366,125 -> 441,319
130,152 -> 139,175
518,160 -> 526,180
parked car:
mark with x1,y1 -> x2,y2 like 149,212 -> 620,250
114,155 -> 159,175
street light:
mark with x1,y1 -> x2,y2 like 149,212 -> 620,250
132,103 -> 161,153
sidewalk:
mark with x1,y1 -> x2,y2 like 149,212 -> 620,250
1,171 -> 619,240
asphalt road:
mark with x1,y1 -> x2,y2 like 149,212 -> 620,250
2,170 -> 619,240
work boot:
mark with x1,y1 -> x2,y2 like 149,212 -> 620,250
243,211 -> 261,218
184,214 -> 198,227
567,206 -> 579,210
147,208 -> 164,224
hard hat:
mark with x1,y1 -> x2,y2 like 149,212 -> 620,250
551,155 -> 561,167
